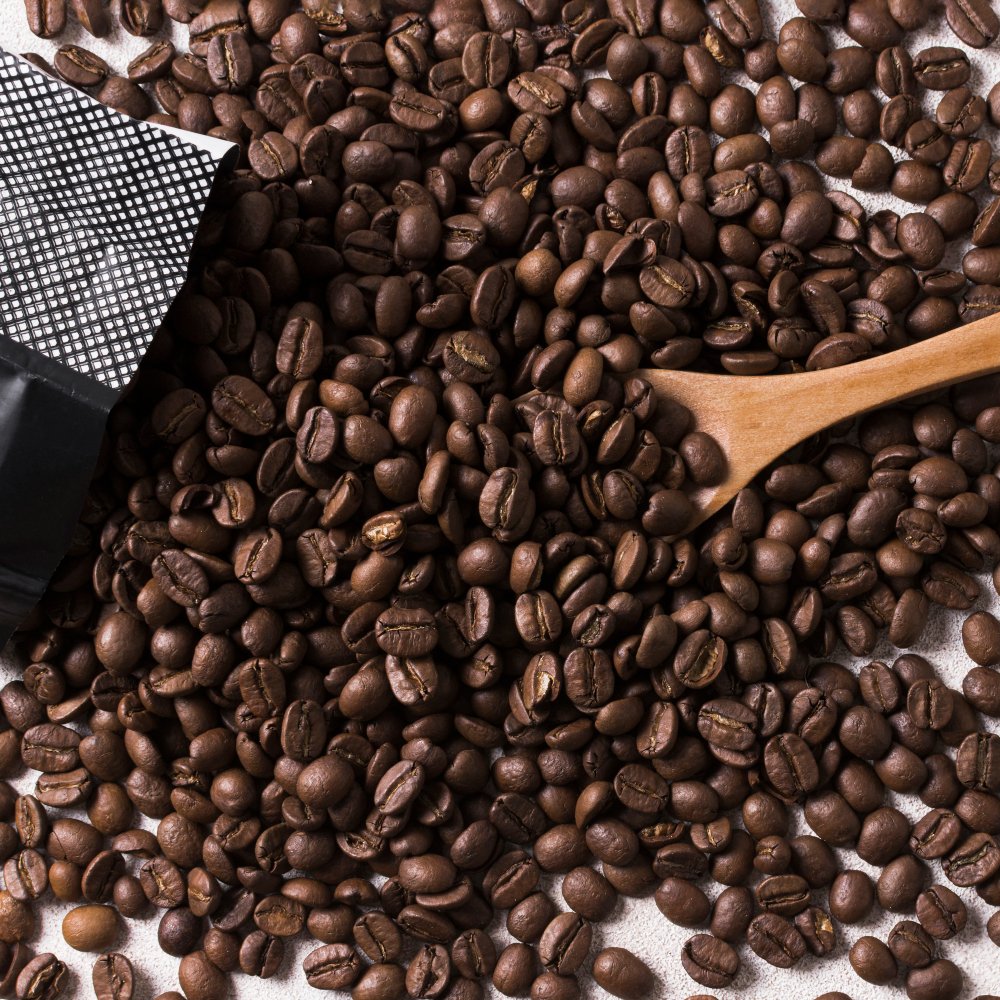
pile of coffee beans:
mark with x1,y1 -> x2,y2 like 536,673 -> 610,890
8,0 -> 1000,998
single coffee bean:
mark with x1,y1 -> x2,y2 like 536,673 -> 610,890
709,886 -> 754,942
746,913 -> 806,968
850,936 -> 897,984
905,958 -> 963,1000
944,832 -> 1000,886
794,906 -> 836,957
829,870 -> 875,924
62,905 -> 119,952
25,0 -> 67,37
302,943 -> 362,990
493,943 -> 538,996
0,892 -> 35,943
177,951 -> 227,1000
15,954 -> 67,1000
679,934 -> 739,988
888,919 -> 935,968
53,45 -> 110,86
591,948 -> 655,999
92,953 -> 134,1000
878,855 -> 927,911
916,885 -> 968,939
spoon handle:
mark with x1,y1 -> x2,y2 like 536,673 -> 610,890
801,309 -> 1000,417
712,309 -> 1000,450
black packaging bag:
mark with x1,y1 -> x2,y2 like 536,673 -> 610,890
0,48 -> 235,647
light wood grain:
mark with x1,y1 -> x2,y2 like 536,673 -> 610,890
646,310 -> 1000,530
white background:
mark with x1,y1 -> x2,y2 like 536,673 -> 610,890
2,2 -> 1000,998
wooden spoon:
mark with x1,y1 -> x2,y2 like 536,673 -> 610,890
644,310 -> 1000,531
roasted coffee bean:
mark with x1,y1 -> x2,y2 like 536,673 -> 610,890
178,951 -> 227,1000
405,944 -> 450,998
538,913 -> 591,975
911,811 -> 963,860
656,877 -> 711,927
944,832 -> 1000,886
25,0 -> 67,37
946,0 -> 1000,46
679,934 -> 739,988
914,47 -> 971,89
239,931 -> 284,979
591,948 -> 654,999
15,954 -> 67,1000
92,953 -> 134,1000
754,874 -> 810,917
905,959 -> 963,1000
4,851 -> 48,902
850,936 -> 897,984
493,943 -> 537,996
708,886 -> 754,943
878,855 -> 927,911
964,611 -> 1000,664
53,45 -> 109,86
0,892 -> 35,943
794,906 -> 836,957
916,884 -> 968,939
302,943 -> 362,990
561,868 -> 615,922
746,913 -> 806,968
62,904 -> 119,952
888,919 -> 935,968
829,870 -> 875,924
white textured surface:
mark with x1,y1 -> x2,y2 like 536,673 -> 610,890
3,2 -> 1000,999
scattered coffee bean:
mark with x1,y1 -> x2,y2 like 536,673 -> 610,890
591,947 -> 655,999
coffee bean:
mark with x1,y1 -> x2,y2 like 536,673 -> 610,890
4,850 -> 48,902
239,931 -> 283,979
850,936 -> 897,984
679,935 -> 739,987
25,0 -> 67,37
709,886 -> 754,942
211,375 -> 276,436
127,40 -> 174,81
916,885 -> 968,939
746,913 -> 806,968
507,893 -> 555,943
493,943 -> 537,996
92,953 -> 133,1000
302,943 -> 362,990
944,832 -> 1000,886
15,954 -> 67,1000
888,919 -> 935,968
906,959 -> 963,1000
70,0 -> 111,35
963,611 -> 1000,664
911,811 -> 962,860
878,855 -> 927,911
62,905 -> 119,952
591,948 -> 654,999
405,944 -> 450,997
177,951 -> 227,1000
655,877 -> 711,927
946,0 -> 999,45
53,44 -> 109,86
755,874 -> 811,916
915,46 -> 971,89
0,892 -> 35,943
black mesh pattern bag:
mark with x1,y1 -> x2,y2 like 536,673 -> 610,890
0,48 -> 235,646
